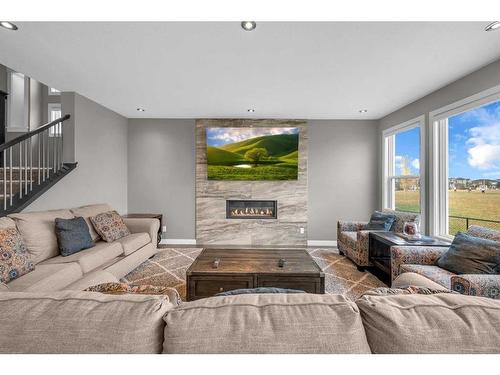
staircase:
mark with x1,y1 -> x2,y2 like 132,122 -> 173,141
0,115 -> 76,216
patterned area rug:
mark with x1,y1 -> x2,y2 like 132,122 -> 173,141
122,247 -> 387,301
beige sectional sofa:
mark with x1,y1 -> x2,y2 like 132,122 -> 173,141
0,290 -> 499,354
0,204 -> 159,292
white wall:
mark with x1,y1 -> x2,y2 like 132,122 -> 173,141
25,93 -> 128,213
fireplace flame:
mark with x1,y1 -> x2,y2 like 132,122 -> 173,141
230,208 -> 274,217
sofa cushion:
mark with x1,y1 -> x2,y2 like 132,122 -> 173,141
55,217 -> 94,256
0,228 -> 35,284
467,225 -> 500,242
106,242 -> 157,278
41,241 -> 123,273
70,203 -> 114,242
0,217 -> 16,230
400,264 -> 455,289
163,293 -> 371,354
357,293 -> 500,353
65,269 -> 119,291
90,211 -> 130,242
6,263 -> 82,292
8,209 -> 74,264
0,290 -> 173,353
116,233 -> 150,256
437,232 -> 500,275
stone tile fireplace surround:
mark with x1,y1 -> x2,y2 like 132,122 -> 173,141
196,119 -> 308,246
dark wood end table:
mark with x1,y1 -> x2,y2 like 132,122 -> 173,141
186,248 -> 325,301
369,231 -> 451,282
123,213 -> 163,245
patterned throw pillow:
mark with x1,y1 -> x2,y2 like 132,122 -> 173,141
89,211 -> 130,242
85,282 -> 181,306
0,227 -> 35,283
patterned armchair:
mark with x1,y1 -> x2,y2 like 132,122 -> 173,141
337,209 -> 420,270
391,225 -> 500,299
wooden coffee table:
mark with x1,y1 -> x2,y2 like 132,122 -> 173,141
186,248 -> 325,301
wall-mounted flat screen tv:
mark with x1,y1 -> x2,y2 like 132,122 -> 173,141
206,127 -> 299,180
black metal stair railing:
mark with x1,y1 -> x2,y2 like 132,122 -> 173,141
0,114 -> 76,215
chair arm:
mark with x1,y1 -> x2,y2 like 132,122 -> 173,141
122,218 -> 160,247
357,230 -> 386,251
451,274 -> 500,299
337,220 -> 369,233
391,246 -> 449,282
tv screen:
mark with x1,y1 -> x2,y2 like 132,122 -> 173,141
206,127 -> 299,180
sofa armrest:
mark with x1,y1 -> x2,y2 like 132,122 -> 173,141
0,282 -> 8,292
451,274 -> 500,299
122,218 -> 160,247
391,246 -> 449,282
337,220 -> 369,233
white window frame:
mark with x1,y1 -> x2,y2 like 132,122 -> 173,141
48,103 -> 62,137
382,115 -> 426,230
429,85 -> 500,238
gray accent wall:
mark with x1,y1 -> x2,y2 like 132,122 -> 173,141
127,119 -> 378,242
127,119 -> 196,239
25,93 -> 128,213
308,120 -> 379,240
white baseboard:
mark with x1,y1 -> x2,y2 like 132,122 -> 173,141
159,238 -> 197,245
307,240 -> 337,247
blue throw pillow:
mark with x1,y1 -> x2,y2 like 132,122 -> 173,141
437,232 -> 500,275
55,217 -> 94,256
216,287 -> 306,296
366,211 -> 396,231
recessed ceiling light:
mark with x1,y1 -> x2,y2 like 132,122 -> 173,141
247,109 -> 255,113
485,21 -> 500,32
359,109 -> 368,113
241,21 -> 256,31
136,108 -> 145,112
0,21 -> 18,31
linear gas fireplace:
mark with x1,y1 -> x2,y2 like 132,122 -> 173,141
226,200 -> 277,219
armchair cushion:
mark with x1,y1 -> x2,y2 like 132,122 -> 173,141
382,209 -> 420,233
437,232 -> 500,275
451,274 -> 500,299
390,245 -> 448,282
399,264 -> 455,289
466,225 -> 500,242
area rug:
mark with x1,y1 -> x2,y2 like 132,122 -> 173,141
122,247 -> 386,301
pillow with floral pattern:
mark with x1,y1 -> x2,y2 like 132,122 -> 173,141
0,227 -> 35,283
89,210 -> 130,242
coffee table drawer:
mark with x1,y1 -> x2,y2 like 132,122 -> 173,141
257,276 -> 323,294
188,276 -> 254,300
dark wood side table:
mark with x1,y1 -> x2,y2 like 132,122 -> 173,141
369,231 -> 451,282
123,213 -> 163,245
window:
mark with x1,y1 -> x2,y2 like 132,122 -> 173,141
6,71 -> 29,131
48,103 -> 62,137
48,87 -> 61,95
432,96 -> 500,236
383,117 -> 424,219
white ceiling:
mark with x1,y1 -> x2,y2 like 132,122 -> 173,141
1,22 -> 500,119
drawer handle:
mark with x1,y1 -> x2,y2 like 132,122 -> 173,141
219,287 -> 224,292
